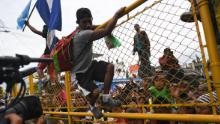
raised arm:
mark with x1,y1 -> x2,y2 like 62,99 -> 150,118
89,7 -> 125,42
25,21 -> 44,37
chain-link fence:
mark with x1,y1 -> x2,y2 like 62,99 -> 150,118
26,0 -> 220,123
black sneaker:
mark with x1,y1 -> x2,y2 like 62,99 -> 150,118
180,11 -> 194,22
102,98 -> 122,108
90,107 -> 103,119
180,8 -> 200,22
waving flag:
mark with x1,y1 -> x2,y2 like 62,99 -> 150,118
17,0 -> 32,29
36,0 -> 62,31
36,0 -> 61,50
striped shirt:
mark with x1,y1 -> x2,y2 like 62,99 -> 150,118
196,91 -> 220,113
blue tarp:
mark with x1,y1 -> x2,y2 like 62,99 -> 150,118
96,78 -> 142,91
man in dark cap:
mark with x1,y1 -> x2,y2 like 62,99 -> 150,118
72,7 -> 125,119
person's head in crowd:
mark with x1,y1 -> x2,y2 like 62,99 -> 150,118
198,83 -> 208,94
195,91 -> 220,114
126,107 -> 144,124
116,84 -> 123,92
112,106 -> 124,113
77,97 -> 87,106
130,90 -> 139,103
163,47 -> 172,56
76,8 -> 93,30
42,25 -> 48,36
178,81 -> 189,93
177,106 -> 195,114
169,83 -> 180,98
169,81 -> 189,100
176,100 -> 195,114
134,24 -> 140,32
195,93 -> 215,114
128,101 -> 137,106
71,83 -> 78,91
137,96 -> 146,104
138,87 -> 150,99
152,73 -> 168,91
112,106 -> 127,124
153,96 -> 172,113
141,76 -> 151,89
131,96 -> 137,104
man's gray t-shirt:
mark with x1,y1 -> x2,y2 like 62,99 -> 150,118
72,30 -> 93,73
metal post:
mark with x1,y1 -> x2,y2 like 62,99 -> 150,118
29,75 -> 34,95
198,0 -> 220,104
65,71 -> 72,124
190,0 -> 217,114
11,84 -> 17,97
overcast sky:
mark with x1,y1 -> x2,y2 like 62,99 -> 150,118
0,0 -> 136,68
1,0 -> 209,75
1,0 -> 210,91
0,0 -> 136,54
0,0 -> 205,68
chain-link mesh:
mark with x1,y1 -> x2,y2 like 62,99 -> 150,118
91,0 -> 208,106
26,0 -> 219,123
31,73 -> 68,111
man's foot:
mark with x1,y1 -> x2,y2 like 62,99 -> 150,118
180,7 -> 200,22
180,11 -> 195,22
90,107 -> 103,119
102,98 -> 121,108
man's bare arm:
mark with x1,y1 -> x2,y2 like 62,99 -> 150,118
25,21 -> 44,37
89,7 -> 125,42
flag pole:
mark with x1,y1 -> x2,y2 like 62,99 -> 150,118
22,3 -> 36,32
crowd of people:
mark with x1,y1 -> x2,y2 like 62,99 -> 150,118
33,41 -> 219,123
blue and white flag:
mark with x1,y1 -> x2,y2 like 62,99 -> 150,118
47,30 -> 59,51
17,0 -> 32,29
36,0 -> 62,49
36,0 -> 62,31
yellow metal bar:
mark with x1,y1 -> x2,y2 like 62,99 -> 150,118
11,84 -> 17,97
116,0 -> 162,28
65,71 -> 72,124
96,0 -> 147,29
44,111 -> 220,122
198,0 -> 220,104
46,116 -> 68,120
148,98 -> 153,112
29,75 -> 34,95
141,105 -> 147,124
122,103 -> 219,108
191,0 -> 217,114
44,102 -> 219,111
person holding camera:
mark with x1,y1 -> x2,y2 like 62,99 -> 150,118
159,48 -> 180,71
159,48 -> 184,84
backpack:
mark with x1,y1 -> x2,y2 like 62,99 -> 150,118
50,29 -> 79,72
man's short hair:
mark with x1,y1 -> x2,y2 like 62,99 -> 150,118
164,47 -> 171,53
42,25 -> 48,33
134,24 -> 140,28
76,8 -> 92,24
